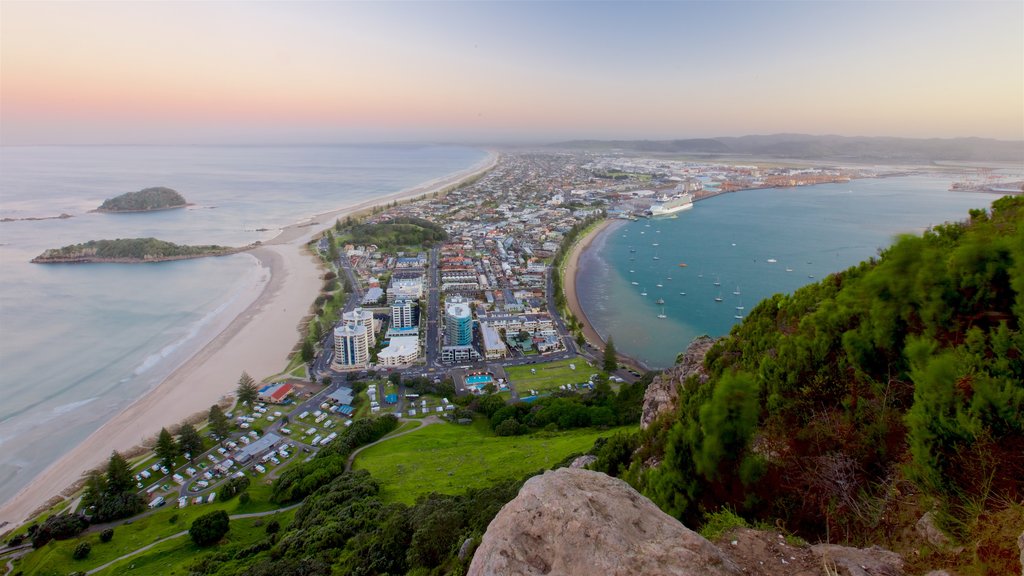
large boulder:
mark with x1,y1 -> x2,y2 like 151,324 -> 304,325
468,468 -> 741,576
811,543 -> 904,576
641,336 -> 716,429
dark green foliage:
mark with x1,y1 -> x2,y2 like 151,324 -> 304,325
238,492 -> 251,505
300,339 -> 315,362
97,187 -> 186,211
346,217 -> 448,250
236,371 -> 258,406
72,541 -> 91,560
220,476 -> 251,500
34,238 -> 233,262
630,197 -> 1024,540
155,427 -> 178,471
603,336 -> 618,372
30,514 -> 89,548
85,451 -> 145,523
265,520 -> 280,535
208,405 -> 230,440
190,510 -> 230,546
177,423 -> 202,460
105,451 -> 133,494
272,416 -> 399,503
99,528 -> 114,543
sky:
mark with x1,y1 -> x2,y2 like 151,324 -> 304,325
1,1 -> 1021,145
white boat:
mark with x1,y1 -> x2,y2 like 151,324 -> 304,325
733,286 -> 741,295
767,258 -> 778,263
640,288 -> 648,296
734,314 -> 743,320
785,267 -> 793,272
656,283 -> 663,288
657,307 -> 667,319
631,281 -> 639,285
649,192 -> 694,217
713,276 -> 721,287
679,291 -> 687,296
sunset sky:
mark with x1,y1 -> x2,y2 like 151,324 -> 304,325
2,1 -> 1021,145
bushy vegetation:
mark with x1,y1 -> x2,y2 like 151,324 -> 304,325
30,513 -> 89,548
34,238 -> 234,261
81,451 -> 145,523
271,415 -> 399,503
190,510 -> 231,546
471,371 -> 653,434
96,186 -> 186,212
345,216 -> 447,250
604,197 -> 1023,545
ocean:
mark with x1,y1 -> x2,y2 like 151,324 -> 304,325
575,174 -> 1009,369
0,144 -> 488,506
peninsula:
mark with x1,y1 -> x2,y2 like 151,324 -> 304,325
31,238 -> 249,264
94,187 -> 189,212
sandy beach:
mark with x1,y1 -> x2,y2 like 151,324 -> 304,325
0,151 -> 497,530
562,219 -> 618,350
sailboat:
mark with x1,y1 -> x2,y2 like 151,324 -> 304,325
655,297 -> 665,305
714,289 -> 723,302
657,306 -> 667,319
733,285 -> 741,295
679,291 -> 687,296
735,299 -> 744,318
656,283 -> 663,288
640,287 -> 648,296
713,275 -> 721,287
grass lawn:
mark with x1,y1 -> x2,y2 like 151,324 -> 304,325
13,493 -> 289,576
353,419 -> 633,505
90,510 -> 296,576
505,358 -> 599,395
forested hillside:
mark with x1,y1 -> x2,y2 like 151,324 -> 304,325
32,238 -> 240,263
595,196 -> 1023,570
96,187 -> 187,212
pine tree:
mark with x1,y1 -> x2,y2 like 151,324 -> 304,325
208,405 -> 230,440
105,451 -> 134,495
82,470 -> 107,509
301,339 -> 315,362
236,371 -> 258,406
177,423 -> 202,460
154,428 -> 178,471
603,336 -> 618,373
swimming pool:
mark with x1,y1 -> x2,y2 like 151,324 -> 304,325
466,374 -> 494,385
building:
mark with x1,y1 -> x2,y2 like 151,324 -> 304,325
257,382 -> 293,404
342,307 -> 375,351
441,344 -> 480,364
388,275 -> 423,303
445,297 -> 473,346
235,433 -> 282,463
361,286 -> 384,306
391,299 -> 417,329
480,323 -> 508,360
332,324 -> 368,369
378,335 -> 420,366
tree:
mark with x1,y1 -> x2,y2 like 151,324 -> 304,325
189,510 -> 230,546
208,405 -> 230,440
177,423 -> 202,460
236,371 -> 258,406
603,336 -> 618,372
72,541 -> 91,560
154,428 -> 178,471
81,470 -> 107,510
301,339 -> 315,362
105,451 -> 134,495
99,528 -> 114,543
388,372 -> 402,386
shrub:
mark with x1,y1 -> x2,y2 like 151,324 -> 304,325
265,520 -> 280,534
238,492 -> 251,505
72,541 -> 91,560
99,528 -> 114,543
189,510 -> 230,547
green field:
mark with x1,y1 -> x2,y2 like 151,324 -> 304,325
13,491 -> 288,576
353,419 -> 632,504
505,358 -> 599,395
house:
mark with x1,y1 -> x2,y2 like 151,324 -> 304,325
257,382 -> 293,404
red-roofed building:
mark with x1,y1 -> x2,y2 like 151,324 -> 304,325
257,382 -> 294,404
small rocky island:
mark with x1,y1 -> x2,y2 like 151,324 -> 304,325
94,187 -> 189,213
32,238 -> 249,264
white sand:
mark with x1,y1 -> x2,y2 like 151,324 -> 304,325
0,151 -> 497,529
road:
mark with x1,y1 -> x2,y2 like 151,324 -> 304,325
424,246 -> 442,368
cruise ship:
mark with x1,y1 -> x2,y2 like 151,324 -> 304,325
649,192 -> 694,216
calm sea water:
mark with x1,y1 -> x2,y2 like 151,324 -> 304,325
0,145 -> 487,506
576,175 -> 1006,369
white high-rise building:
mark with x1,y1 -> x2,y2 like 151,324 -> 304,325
342,307 -> 375,352
391,299 -> 417,330
332,324 -> 368,369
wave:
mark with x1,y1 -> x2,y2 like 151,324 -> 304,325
51,396 -> 99,416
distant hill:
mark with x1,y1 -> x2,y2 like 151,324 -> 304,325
95,187 -> 188,212
552,134 -> 1024,162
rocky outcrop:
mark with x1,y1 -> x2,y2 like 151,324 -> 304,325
915,511 -> 951,548
569,455 -> 597,469
641,336 -> 716,429
468,468 -> 741,576
812,543 -> 904,576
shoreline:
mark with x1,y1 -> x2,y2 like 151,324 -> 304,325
0,150 -> 498,530
561,218 -> 648,373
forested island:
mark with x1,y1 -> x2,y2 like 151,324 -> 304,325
94,187 -> 189,212
31,238 -> 250,263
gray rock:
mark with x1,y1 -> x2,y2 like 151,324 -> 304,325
812,543 -> 904,576
468,468 -> 741,576
569,455 -> 597,469
641,336 -> 715,429
458,537 -> 475,561
916,511 -> 951,548
1018,529 -> 1023,576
